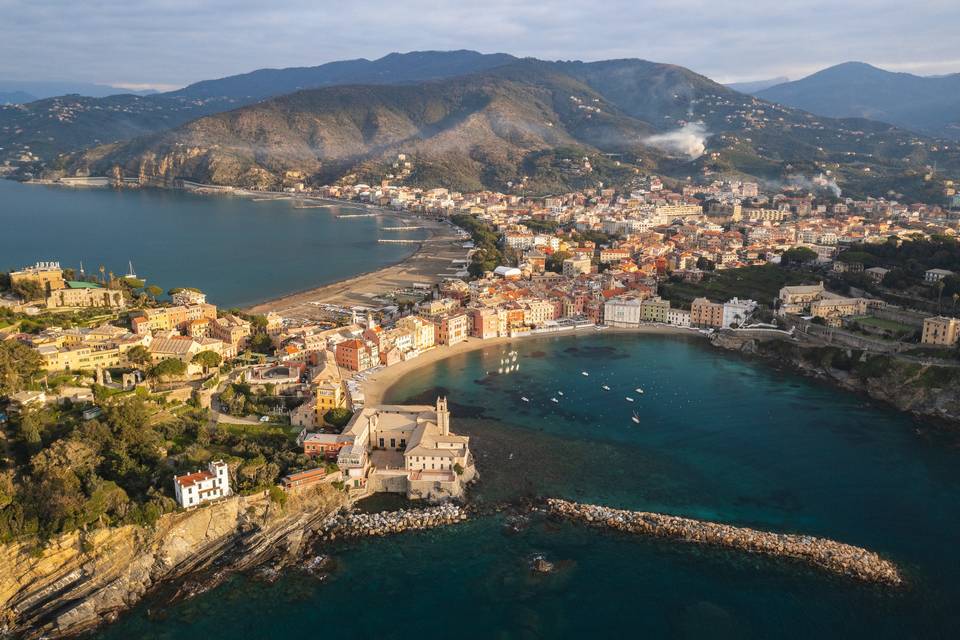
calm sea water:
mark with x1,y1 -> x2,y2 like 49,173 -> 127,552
0,180 -> 426,308
96,333 -> 960,639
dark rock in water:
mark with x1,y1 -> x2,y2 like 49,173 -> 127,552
252,563 -> 283,584
530,554 -> 555,574
303,554 -> 336,578
503,514 -> 529,535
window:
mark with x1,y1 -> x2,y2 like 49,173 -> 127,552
379,437 -> 384,448
390,438 -> 396,448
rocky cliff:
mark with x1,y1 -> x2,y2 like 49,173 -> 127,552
711,332 -> 960,424
0,484 -> 347,638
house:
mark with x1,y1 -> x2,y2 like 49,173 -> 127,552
864,267 -> 889,283
925,268 -> 955,283
303,432 -> 352,459
282,467 -> 331,491
921,316 -> 960,346
690,297 -> 724,328
173,460 -> 231,509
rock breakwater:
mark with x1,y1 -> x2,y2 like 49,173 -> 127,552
546,499 -> 902,586
319,503 -> 468,540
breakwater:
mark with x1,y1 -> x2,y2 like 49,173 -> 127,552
318,503 -> 468,540
546,499 -> 902,586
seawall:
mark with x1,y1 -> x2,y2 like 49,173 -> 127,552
546,499 -> 902,586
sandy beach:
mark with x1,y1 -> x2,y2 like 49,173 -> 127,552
246,210 -> 469,320
362,324 -> 706,405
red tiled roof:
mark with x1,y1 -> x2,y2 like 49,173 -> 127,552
175,470 -> 214,488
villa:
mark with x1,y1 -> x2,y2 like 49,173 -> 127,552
173,460 -> 232,509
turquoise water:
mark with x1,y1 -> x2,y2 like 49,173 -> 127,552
95,334 -> 960,638
0,180 -> 426,307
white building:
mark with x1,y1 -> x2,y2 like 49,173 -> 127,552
925,268 -> 954,283
604,297 -> 643,327
171,289 -> 207,306
173,460 -> 231,508
667,308 -> 691,327
722,298 -> 758,328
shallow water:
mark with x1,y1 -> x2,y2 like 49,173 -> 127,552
95,330 -> 960,638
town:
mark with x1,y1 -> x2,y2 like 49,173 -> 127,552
1,171 -> 959,530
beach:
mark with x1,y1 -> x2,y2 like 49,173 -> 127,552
361,324 -> 705,405
246,211 -> 468,320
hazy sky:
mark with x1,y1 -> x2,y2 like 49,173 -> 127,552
2,0 -> 958,89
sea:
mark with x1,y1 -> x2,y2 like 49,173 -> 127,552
0,180 -> 427,308
93,333 -> 960,639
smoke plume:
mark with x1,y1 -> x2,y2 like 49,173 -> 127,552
643,122 -> 708,160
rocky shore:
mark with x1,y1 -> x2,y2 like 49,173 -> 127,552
711,332 -> 960,426
318,503 -> 468,540
0,485 -> 347,639
545,499 -> 903,586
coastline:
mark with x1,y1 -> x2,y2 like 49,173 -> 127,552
362,325 -> 705,405
245,211 -> 468,318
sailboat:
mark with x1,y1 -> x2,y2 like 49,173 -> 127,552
557,391 -> 564,396
581,371 -> 589,376
521,397 -> 530,402
551,397 -> 559,403
125,260 -> 137,279
631,412 -> 640,424
602,385 -> 611,391
625,397 -> 634,402
635,387 -> 644,394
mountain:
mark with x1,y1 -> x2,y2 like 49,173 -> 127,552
169,50 -> 518,101
756,62 -> 960,140
725,77 -> 789,93
0,80 -> 157,99
57,59 -> 960,198
0,51 -> 518,165
0,91 -> 36,105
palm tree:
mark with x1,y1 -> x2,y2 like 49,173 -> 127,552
936,280 -> 945,315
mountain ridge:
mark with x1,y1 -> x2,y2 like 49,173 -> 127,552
756,62 -> 960,140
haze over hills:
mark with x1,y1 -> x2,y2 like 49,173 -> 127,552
57,57 -> 960,198
755,62 -> 960,140
0,80 -> 157,100
725,77 -> 789,94
0,51 -> 520,164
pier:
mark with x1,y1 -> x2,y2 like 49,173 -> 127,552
382,226 -> 422,231
337,213 -> 380,219
546,499 -> 902,585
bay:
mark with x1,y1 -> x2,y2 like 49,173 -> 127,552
95,333 -> 960,639
0,180 -> 426,308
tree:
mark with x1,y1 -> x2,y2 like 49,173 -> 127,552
324,407 -> 354,429
126,345 -> 151,368
249,333 -> 273,355
150,358 -> 187,380
11,279 -> 44,302
0,341 -> 42,396
191,350 -> 222,372
144,285 -> 163,301
780,247 -> 818,265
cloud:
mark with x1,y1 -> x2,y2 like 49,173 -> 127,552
642,122 -> 708,159
0,1 -> 957,86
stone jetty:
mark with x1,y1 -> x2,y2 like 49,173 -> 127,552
319,503 -> 468,540
546,499 -> 902,586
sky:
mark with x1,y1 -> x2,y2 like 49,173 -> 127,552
1,0 -> 958,90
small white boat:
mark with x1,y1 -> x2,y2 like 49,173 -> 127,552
625,397 -> 634,402
521,397 -> 530,402
602,385 -> 611,391
635,388 -> 644,394
631,412 -> 640,424
551,397 -> 559,403
498,367 -> 504,374
512,354 -> 518,362
557,391 -> 564,396
581,371 -> 589,376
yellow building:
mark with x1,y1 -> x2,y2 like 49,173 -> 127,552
315,379 -> 346,418
46,284 -> 125,309
921,316 -> 960,346
10,262 -> 66,294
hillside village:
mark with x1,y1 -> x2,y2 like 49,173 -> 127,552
1,172 -> 959,541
